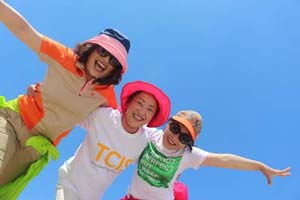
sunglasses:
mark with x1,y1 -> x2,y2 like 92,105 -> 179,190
168,120 -> 194,145
97,46 -> 121,68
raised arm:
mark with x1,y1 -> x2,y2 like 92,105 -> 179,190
202,153 -> 291,185
0,1 -> 43,53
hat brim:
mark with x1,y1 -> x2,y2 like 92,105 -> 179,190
172,115 -> 196,142
121,81 -> 170,127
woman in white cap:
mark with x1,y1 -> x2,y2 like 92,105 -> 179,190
56,80 -> 171,200
123,110 -> 291,200
0,1 -> 130,198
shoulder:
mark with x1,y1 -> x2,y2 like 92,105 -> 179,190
86,106 -> 116,121
182,146 -> 210,165
40,36 -> 74,58
142,127 -> 163,140
40,37 -> 79,73
189,146 -> 210,157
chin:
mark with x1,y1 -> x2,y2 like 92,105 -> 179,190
162,137 -> 174,149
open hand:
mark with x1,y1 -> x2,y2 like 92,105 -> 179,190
261,166 -> 291,186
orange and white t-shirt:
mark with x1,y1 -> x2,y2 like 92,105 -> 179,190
18,37 -> 117,145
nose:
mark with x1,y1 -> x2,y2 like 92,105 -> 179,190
137,108 -> 145,115
170,133 -> 180,143
136,107 -> 146,117
102,55 -> 111,63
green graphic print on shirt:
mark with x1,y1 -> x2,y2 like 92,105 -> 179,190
137,142 -> 182,188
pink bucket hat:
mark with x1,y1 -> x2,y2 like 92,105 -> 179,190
84,29 -> 130,73
121,81 -> 171,127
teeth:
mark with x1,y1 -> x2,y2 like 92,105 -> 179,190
168,136 -> 176,145
95,61 -> 105,71
133,113 -> 143,121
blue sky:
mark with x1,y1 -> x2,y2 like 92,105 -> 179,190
1,0 -> 299,199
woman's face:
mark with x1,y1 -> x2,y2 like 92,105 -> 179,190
85,47 -> 116,80
122,92 -> 158,133
162,121 -> 190,150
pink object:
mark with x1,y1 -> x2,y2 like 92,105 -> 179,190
120,195 -> 140,200
173,181 -> 189,200
120,181 -> 188,200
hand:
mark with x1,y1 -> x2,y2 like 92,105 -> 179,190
26,84 -> 38,97
261,165 -> 291,186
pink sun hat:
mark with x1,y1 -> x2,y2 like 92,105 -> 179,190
84,28 -> 130,73
121,81 -> 171,127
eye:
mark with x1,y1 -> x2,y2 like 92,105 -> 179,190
135,100 -> 143,105
180,134 -> 192,144
97,46 -> 108,56
147,107 -> 154,113
170,122 -> 180,133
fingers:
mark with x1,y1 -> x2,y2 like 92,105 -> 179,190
267,177 -> 272,186
265,166 -> 291,186
283,166 -> 291,172
278,166 -> 291,176
26,85 -> 38,96
278,171 -> 291,176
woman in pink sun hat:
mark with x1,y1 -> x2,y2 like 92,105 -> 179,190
0,1 -> 130,198
56,80 -> 171,200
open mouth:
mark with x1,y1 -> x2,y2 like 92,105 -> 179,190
167,135 -> 176,145
95,60 -> 106,72
133,113 -> 144,121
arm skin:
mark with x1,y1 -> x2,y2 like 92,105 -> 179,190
202,153 -> 291,186
0,0 -> 43,53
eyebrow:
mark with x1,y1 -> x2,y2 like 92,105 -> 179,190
136,97 -> 157,109
136,97 -> 146,103
148,104 -> 156,109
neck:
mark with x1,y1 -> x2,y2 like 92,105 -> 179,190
121,115 -> 138,134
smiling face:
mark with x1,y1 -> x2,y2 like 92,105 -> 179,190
162,121 -> 190,150
122,92 -> 158,133
162,110 -> 203,151
85,47 -> 115,80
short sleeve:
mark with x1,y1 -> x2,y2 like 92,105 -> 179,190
183,147 -> 209,170
39,36 -> 79,75
78,107 -> 112,130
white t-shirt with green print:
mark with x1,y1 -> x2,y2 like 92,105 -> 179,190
127,129 -> 209,200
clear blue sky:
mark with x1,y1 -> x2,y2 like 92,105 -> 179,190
0,0 -> 298,199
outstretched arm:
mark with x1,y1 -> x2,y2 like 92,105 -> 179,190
0,1 -> 43,53
202,153 -> 291,186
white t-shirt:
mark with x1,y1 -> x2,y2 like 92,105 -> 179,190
58,107 -> 151,200
127,130 -> 209,200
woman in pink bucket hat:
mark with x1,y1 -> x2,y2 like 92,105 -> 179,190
55,80 -> 171,200
123,110 -> 291,200
0,1 -> 130,198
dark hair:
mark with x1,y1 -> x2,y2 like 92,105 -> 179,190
74,43 -> 122,86
125,91 -> 142,106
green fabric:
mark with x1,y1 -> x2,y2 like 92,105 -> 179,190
137,142 -> 182,188
0,136 -> 59,200
0,96 -> 21,113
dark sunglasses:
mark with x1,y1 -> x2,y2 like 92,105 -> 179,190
169,120 -> 194,145
97,46 -> 121,68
